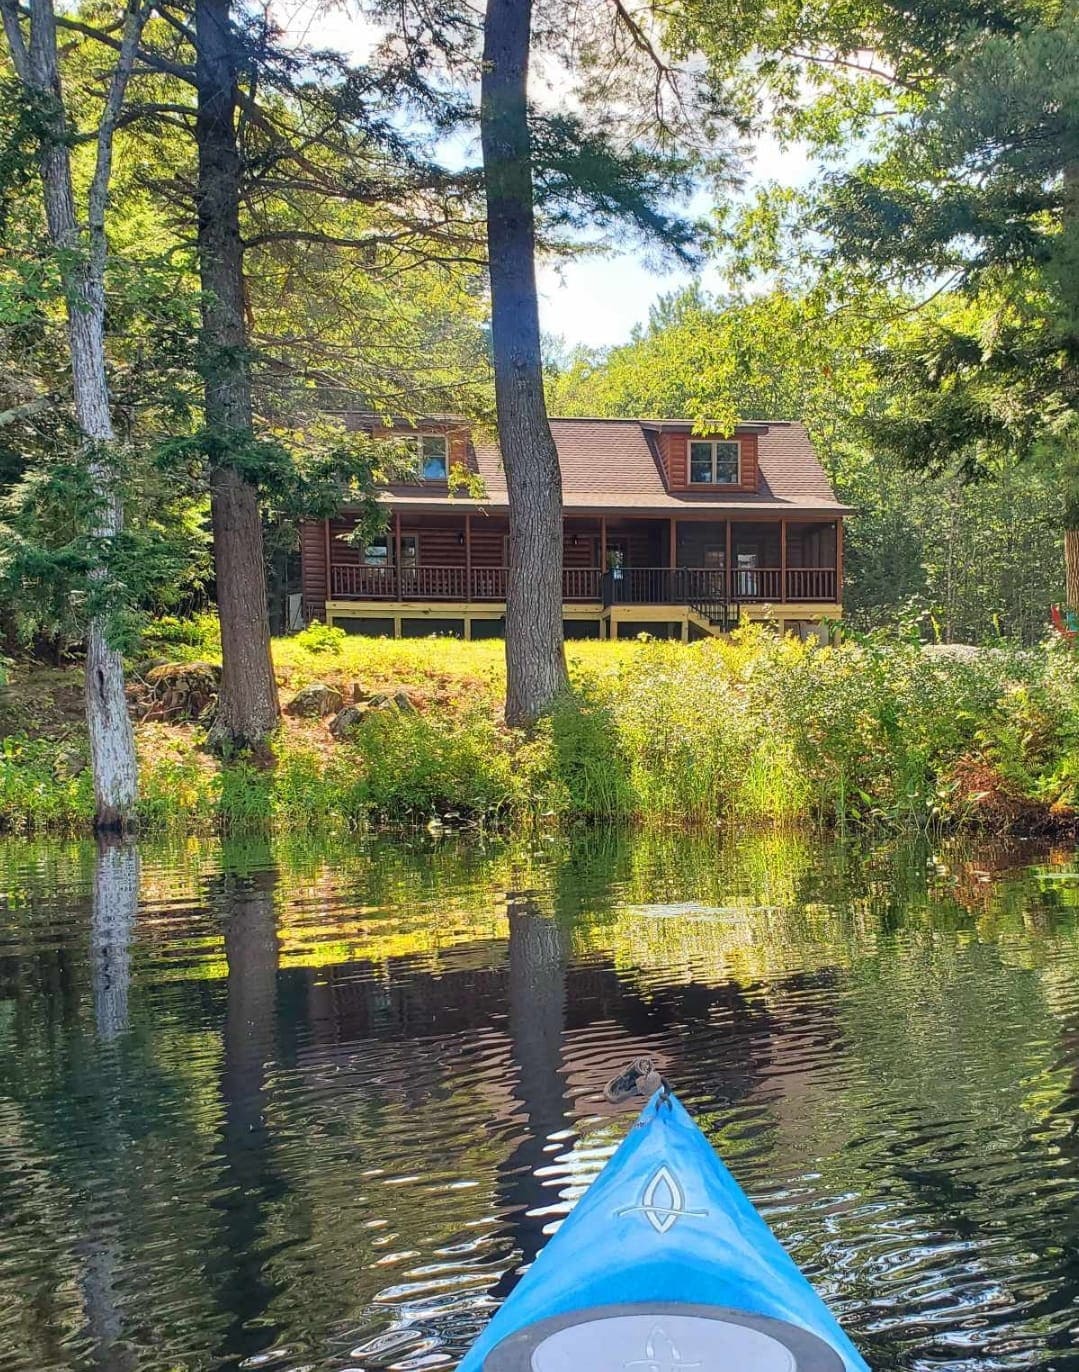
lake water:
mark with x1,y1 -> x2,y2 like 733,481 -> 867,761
3,829 -> 1079,1371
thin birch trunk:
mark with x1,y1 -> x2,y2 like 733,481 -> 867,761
1,0 -> 145,828
481,0 -> 568,727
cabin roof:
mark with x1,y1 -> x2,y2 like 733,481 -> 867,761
352,414 -> 851,516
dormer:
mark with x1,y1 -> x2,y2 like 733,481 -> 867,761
344,414 -> 475,485
648,423 -> 761,495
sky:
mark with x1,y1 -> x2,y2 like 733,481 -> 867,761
534,130 -> 812,350
274,2 -> 815,351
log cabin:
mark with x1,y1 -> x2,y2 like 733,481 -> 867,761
299,415 -> 850,641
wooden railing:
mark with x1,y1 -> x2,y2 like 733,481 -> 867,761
604,568 -> 730,606
470,566 -> 507,601
786,568 -> 838,602
330,563 -> 840,605
563,567 -> 602,601
604,567 -> 839,605
331,564 -> 602,602
730,568 -> 783,602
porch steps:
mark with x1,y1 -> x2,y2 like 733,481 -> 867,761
688,601 -> 739,636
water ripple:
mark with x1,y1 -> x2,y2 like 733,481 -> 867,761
3,832 -> 1079,1369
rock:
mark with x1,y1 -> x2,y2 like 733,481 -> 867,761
367,692 -> 391,709
285,682 -> 344,718
143,661 -> 221,721
393,689 -> 417,713
54,748 -> 87,780
352,683 -> 369,704
329,704 -> 368,739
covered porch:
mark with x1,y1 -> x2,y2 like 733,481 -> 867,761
324,513 -> 842,608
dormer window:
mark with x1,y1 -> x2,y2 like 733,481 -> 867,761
418,435 -> 449,480
689,439 -> 741,485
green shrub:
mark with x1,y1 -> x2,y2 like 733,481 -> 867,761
138,741 -> 219,831
547,687 -> 634,817
346,708 -> 524,821
293,622 -> 347,655
217,761 -> 275,830
6,630 -> 1079,835
139,613 -> 221,661
0,736 -> 94,833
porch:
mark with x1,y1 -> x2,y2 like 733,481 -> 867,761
322,514 -> 842,611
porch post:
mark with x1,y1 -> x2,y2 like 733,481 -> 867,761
725,519 -> 733,601
836,518 -> 844,604
669,516 -> 677,569
394,511 -> 402,598
465,513 -> 472,601
780,517 -> 787,603
323,517 -> 332,604
600,515 -> 607,570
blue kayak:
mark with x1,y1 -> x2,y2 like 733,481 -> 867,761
459,1089 -> 869,1371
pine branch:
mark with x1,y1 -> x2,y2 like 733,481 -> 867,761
46,8 -> 194,82
153,0 -> 196,48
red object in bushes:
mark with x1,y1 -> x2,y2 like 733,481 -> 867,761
1051,604 -> 1078,641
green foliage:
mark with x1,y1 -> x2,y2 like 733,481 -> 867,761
0,736 -> 93,834
0,1 -> 494,668
293,622 -> 346,656
546,687 -> 635,816
346,708 -> 526,822
138,613 -> 221,660
6,632 -> 1079,838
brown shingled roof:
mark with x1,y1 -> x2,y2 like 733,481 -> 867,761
373,416 -> 850,516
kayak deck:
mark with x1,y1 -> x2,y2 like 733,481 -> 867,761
458,1091 -> 868,1371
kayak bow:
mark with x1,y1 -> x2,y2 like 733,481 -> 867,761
459,1090 -> 869,1371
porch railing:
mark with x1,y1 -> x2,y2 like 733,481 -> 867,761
786,567 -> 838,602
330,564 -> 838,605
603,567 -> 837,605
330,564 -> 601,602
603,567 -> 730,606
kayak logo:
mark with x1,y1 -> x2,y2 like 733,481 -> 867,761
624,1323 -> 702,1370
619,1165 -> 708,1235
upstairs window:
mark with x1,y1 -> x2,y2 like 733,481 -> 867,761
689,439 -> 741,485
417,435 -> 448,480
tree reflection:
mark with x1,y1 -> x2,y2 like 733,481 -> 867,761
80,839 -> 140,1371
210,848 -> 283,1366
89,841 -> 138,1041
493,892 -> 570,1294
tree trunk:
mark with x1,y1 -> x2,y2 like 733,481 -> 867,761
1066,527 -> 1079,610
5,0 -> 139,828
480,0 -> 568,727
195,0 -> 280,752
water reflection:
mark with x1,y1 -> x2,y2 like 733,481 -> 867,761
90,842 -> 138,1041
81,842 -> 140,1372
495,895 -> 569,1291
1,831 -> 1079,1370
213,850 -> 282,1367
